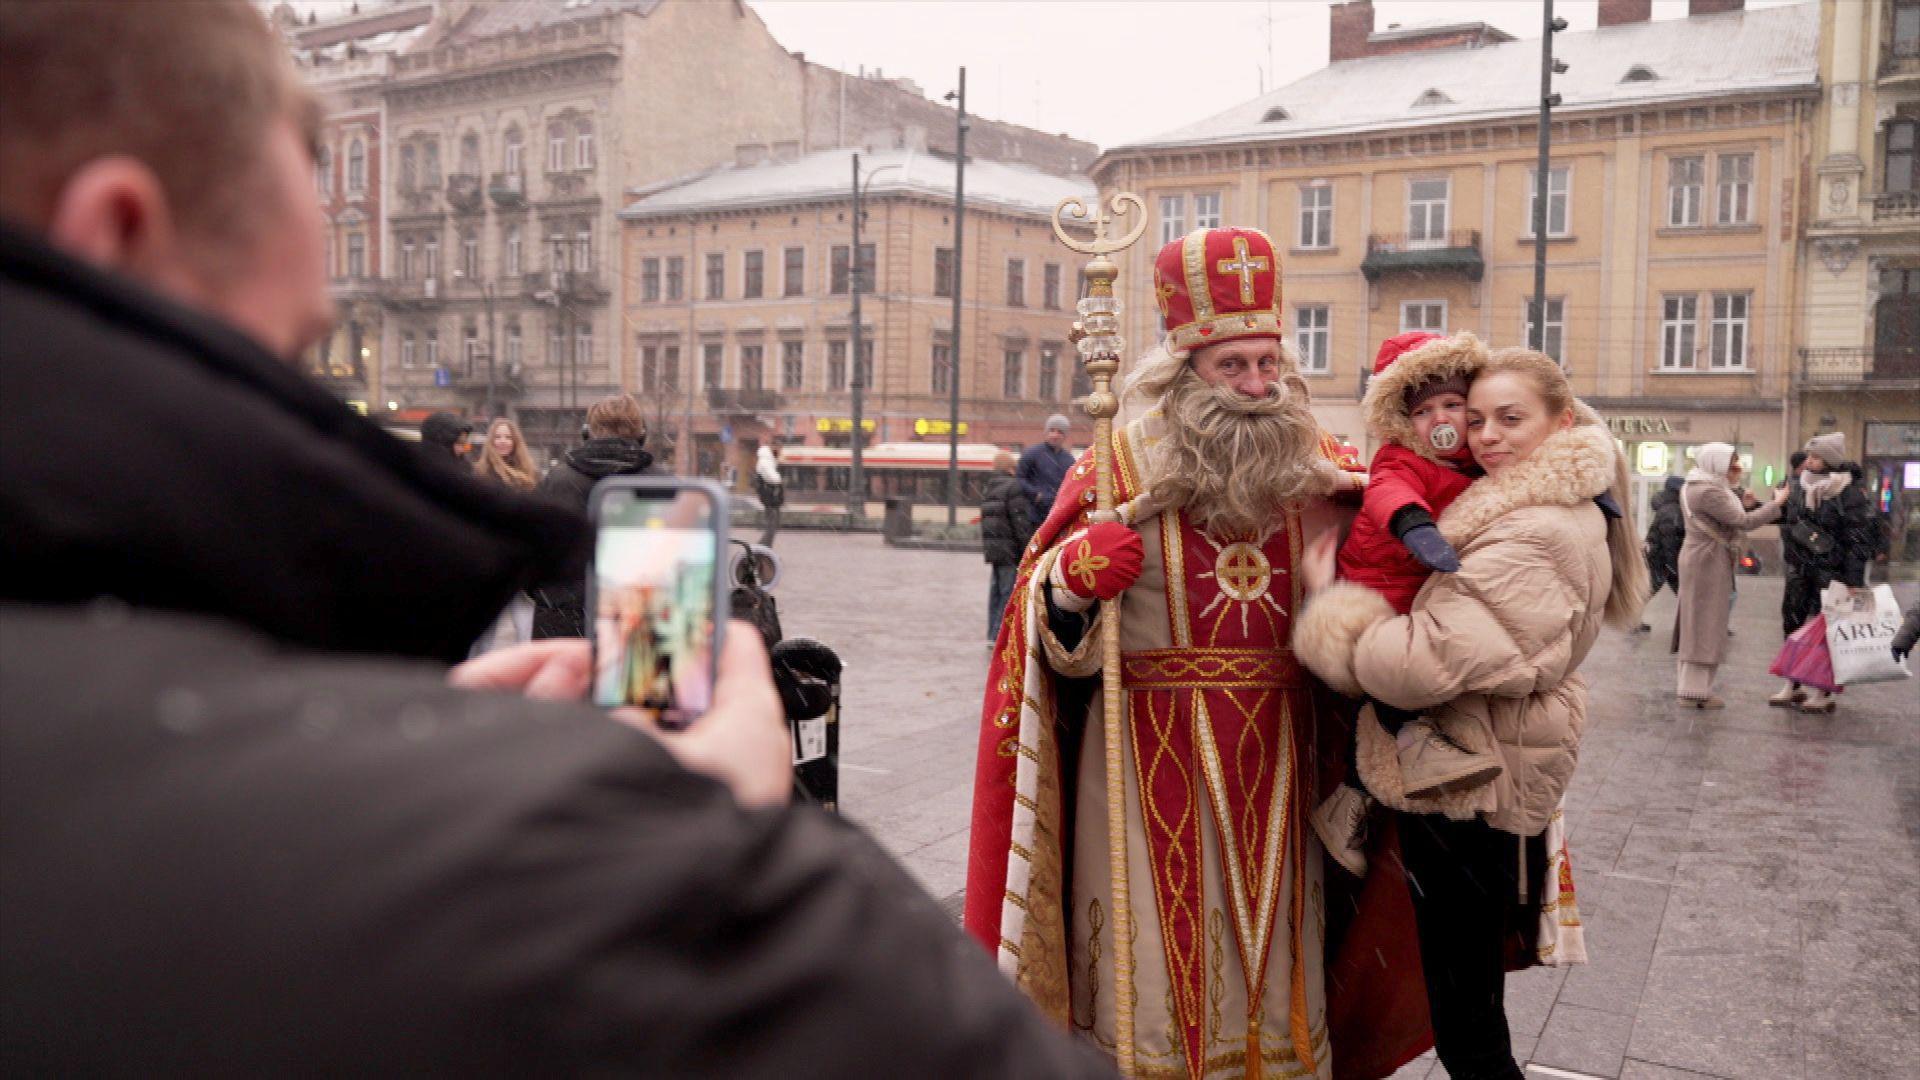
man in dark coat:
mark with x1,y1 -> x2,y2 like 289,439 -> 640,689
1016,413 -> 1074,522
978,450 -> 1034,642
0,6 -> 1112,1076
1635,474 -> 1687,631
531,393 -> 655,638
420,410 -> 474,463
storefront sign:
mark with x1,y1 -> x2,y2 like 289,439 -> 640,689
912,418 -> 968,437
1608,415 -> 1690,437
814,418 -> 876,434
1864,422 -> 1920,458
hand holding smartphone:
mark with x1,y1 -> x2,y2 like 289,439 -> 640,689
590,479 -> 727,730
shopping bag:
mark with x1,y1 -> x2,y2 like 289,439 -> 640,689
1768,615 -> 1840,694
1823,584 -> 1914,687
1535,803 -> 1587,967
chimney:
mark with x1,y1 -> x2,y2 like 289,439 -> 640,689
1329,0 -> 1375,63
1688,0 -> 1745,15
1598,0 -> 1652,27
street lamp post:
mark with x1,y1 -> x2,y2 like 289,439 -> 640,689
1531,1 -> 1568,352
847,153 -> 903,522
943,68 -> 968,526
483,281 -> 497,420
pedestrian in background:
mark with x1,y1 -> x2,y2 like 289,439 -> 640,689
978,451 -> 1033,643
754,440 -> 785,546
531,393 -> 653,639
475,417 -> 540,490
1016,413 -> 1074,523
1771,432 -> 1873,712
420,411 -> 472,464
1673,443 -> 1789,708
1636,474 -> 1686,633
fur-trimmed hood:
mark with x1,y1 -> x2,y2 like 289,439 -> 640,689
1362,332 -> 1489,465
1437,412 -> 1616,548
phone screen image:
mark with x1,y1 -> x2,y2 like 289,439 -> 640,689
592,487 -> 720,727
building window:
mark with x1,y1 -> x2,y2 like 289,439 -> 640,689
398,144 -> 416,192
463,323 -> 481,370
422,140 -> 440,188
548,234 -> 566,273
930,342 -> 952,395
1038,346 -> 1059,401
665,256 -> 684,301
743,250 -> 764,299
549,324 -> 564,365
505,228 -> 522,278
1043,263 -> 1063,310
934,246 -> 954,298
640,344 -> 659,392
1158,194 -> 1185,246
574,228 -> 592,273
1660,294 -> 1698,369
781,340 -> 804,390
1191,192 -> 1222,230
547,122 -> 567,172
461,233 -> 479,280
314,145 -> 332,197
830,244 -> 875,295
705,253 -> 725,300
423,237 -> 439,280
575,121 -> 594,171
640,257 -> 660,302
574,324 -> 593,368
1006,258 -> 1026,307
1295,304 -> 1330,373
739,344 -> 764,390
1400,300 -> 1445,333
1407,178 -> 1449,245
1523,297 -> 1566,366
1298,184 -> 1332,249
783,246 -> 805,296
1071,362 -> 1091,400
1889,119 -> 1918,193
346,233 -> 365,279
400,332 -> 416,369
399,240 -> 415,280
1709,292 -> 1749,369
1002,350 -> 1024,398
459,133 -> 480,177
424,329 -> 440,368
1716,153 -> 1753,225
661,344 -> 680,390
702,342 -> 723,388
503,128 -> 523,176
505,323 -> 522,368
1527,167 -> 1570,238
1668,155 -> 1704,227
828,340 -> 848,391
344,138 -> 364,195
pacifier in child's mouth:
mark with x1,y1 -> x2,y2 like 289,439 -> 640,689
1428,423 -> 1460,452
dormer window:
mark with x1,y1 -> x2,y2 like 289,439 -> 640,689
1622,64 -> 1659,83
1261,106 -> 1291,123
1412,88 -> 1453,107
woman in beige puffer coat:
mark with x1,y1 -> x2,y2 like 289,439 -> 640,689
1292,349 -> 1647,1080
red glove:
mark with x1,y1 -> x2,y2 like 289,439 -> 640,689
1052,523 -> 1144,602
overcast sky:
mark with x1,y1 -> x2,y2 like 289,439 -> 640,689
284,1 -> 1805,150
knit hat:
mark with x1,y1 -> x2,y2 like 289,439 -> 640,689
1802,431 -> 1846,464
420,411 -> 472,450
1405,372 -> 1471,412
1044,414 -> 1071,433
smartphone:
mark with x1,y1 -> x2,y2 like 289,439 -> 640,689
588,478 -> 728,730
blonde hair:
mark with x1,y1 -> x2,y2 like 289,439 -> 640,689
1480,348 -> 1648,630
475,418 -> 539,490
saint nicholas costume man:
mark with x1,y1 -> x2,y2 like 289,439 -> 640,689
966,227 -> 1428,1079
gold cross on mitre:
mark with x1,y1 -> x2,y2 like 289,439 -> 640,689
1215,235 -> 1269,305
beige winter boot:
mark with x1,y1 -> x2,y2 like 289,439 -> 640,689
1798,688 -> 1837,714
1398,719 -> 1504,799
1310,784 -> 1372,878
1768,681 -> 1806,708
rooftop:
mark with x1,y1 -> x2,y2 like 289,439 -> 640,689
1115,2 -> 1817,153
437,0 -> 661,44
620,147 -> 1095,221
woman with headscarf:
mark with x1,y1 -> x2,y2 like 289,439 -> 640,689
1671,442 -> 1790,708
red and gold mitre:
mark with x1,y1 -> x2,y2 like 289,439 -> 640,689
1152,226 -> 1284,354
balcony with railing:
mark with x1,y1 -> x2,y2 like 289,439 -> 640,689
377,276 -> 444,310
1880,36 -> 1920,81
1361,230 -> 1485,282
489,172 -> 526,208
445,174 -> 483,214
1799,345 -> 1920,387
441,362 -> 525,396
707,387 -> 783,414
1869,191 -> 1920,224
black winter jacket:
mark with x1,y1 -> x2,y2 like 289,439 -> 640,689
1779,463 -> 1874,589
530,437 -> 653,638
0,225 -> 1108,1078
979,473 -> 1035,566
1643,479 -> 1685,589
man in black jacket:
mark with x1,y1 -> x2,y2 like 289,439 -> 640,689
531,392 -> 655,638
978,450 -> 1034,642
1636,474 -> 1686,632
0,5 -> 1109,1076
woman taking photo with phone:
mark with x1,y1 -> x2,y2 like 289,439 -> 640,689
1293,347 -> 1645,1080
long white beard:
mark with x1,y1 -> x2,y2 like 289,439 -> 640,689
1150,369 -> 1325,538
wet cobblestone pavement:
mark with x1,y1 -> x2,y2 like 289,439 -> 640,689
755,529 -> 1919,1079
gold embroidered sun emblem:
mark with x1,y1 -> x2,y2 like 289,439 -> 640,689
1213,542 -> 1272,603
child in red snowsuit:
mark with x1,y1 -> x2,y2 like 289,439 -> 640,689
1312,331 -> 1499,876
